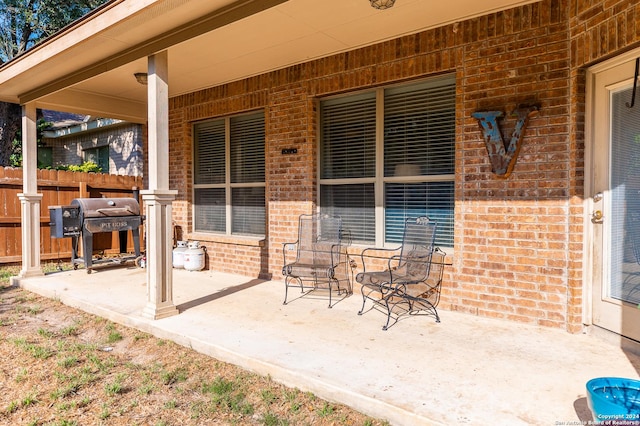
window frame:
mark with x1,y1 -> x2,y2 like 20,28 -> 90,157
83,145 -> 109,173
37,146 -> 53,169
317,75 -> 455,249
192,110 -> 266,237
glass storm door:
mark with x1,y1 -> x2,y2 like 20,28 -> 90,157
590,55 -> 640,342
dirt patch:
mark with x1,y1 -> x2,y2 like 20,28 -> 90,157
0,284 -> 387,426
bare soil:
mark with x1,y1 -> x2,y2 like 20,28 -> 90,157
0,269 -> 387,426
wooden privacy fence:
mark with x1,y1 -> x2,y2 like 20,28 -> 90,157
0,166 -> 143,265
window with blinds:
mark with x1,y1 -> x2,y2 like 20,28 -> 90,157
320,92 -> 376,180
319,75 -> 455,247
320,183 -> 375,242
193,111 -> 265,236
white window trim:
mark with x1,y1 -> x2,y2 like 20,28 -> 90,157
192,113 -> 266,237
317,76 -> 455,248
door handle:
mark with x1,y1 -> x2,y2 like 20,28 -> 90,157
591,210 -> 604,224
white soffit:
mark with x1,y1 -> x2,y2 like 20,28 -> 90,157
166,0 -> 543,97
0,0 -> 541,121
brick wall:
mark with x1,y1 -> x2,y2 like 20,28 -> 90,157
453,1 -> 576,329
164,0 -> 640,331
570,0 -> 640,67
266,75 -> 317,276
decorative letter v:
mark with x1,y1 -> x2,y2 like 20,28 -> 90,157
471,106 -> 538,178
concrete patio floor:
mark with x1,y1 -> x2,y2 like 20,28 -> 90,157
12,265 -> 640,425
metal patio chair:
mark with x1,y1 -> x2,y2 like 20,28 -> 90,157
282,213 -> 352,308
356,216 -> 444,330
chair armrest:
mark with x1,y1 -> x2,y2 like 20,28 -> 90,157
328,242 -> 346,266
282,241 -> 298,266
359,246 -> 401,274
386,253 -> 405,271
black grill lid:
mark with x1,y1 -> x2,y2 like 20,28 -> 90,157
71,198 -> 140,218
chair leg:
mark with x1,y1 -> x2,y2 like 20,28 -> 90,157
283,277 -> 290,305
432,304 -> 441,323
381,308 -> 392,330
357,286 -> 369,315
381,295 -> 394,331
283,276 -> 302,305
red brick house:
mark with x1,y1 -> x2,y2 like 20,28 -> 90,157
2,0 -> 639,341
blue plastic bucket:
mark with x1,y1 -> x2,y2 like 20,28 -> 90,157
586,377 -> 640,423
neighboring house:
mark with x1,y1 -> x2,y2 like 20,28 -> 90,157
40,110 -> 143,176
2,0 -> 640,342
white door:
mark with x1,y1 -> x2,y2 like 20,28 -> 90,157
589,54 -> 640,342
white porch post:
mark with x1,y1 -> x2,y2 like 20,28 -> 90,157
17,102 -> 43,278
141,50 -> 178,320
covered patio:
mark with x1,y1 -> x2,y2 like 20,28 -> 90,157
12,267 -> 640,425
0,0 -> 554,323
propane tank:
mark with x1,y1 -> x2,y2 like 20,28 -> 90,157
172,240 -> 188,269
183,241 -> 205,271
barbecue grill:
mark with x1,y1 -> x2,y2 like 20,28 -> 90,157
49,196 -> 143,273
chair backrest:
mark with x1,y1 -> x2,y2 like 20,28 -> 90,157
398,217 -> 437,280
297,214 -> 343,265
403,247 -> 446,303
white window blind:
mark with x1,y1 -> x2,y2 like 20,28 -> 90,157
383,77 -> 455,245
231,112 -> 265,184
232,187 -> 266,235
384,79 -> 455,177
194,111 -> 265,236
320,92 -> 376,180
385,182 -> 454,244
609,87 -> 640,303
319,75 -> 455,247
320,183 -> 375,243
194,187 -> 225,232
194,119 -> 225,185
230,112 -> 265,235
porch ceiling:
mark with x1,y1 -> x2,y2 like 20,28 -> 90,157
0,0 -> 540,123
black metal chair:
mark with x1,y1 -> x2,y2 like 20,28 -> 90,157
282,214 -> 352,307
356,217 -> 444,330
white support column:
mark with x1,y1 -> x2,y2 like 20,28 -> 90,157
141,50 -> 178,319
17,102 -> 43,278
141,190 -> 177,319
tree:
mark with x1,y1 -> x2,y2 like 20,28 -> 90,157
9,116 -> 52,167
0,102 -> 20,165
0,0 -> 108,165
